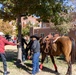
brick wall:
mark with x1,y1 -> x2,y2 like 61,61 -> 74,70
30,27 -> 76,40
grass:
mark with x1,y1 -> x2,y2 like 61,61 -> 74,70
0,45 -> 76,75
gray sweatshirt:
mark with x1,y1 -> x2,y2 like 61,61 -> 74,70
31,40 -> 40,53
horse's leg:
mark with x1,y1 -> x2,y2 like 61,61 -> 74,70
40,53 -> 46,70
65,56 -> 72,75
67,61 -> 72,75
50,55 -> 58,73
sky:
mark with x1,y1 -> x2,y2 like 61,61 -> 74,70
63,0 -> 76,7
0,4 -> 2,8
62,0 -> 76,11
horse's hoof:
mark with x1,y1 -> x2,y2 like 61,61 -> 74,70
66,73 -> 72,75
55,70 -> 60,75
55,70 -> 58,73
55,72 -> 60,75
65,73 -> 70,75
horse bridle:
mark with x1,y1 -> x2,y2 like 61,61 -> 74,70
44,39 -> 52,54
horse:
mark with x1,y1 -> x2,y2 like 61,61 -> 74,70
39,37 -> 58,72
39,36 -> 76,75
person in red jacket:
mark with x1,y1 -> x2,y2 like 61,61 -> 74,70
0,32 -> 18,75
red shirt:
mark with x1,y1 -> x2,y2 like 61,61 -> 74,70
0,36 -> 16,53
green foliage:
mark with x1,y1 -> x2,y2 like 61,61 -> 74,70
0,0 -> 72,35
0,19 -> 13,35
52,22 -> 72,35
27,21 -> 39,27
0,0 -> 73,62
0,0 -> 69,25
22,25 -> 30,35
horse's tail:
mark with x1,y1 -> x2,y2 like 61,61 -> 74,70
70,38 -> 76,64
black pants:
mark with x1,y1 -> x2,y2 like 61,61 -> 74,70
0,53 -> 7,73
22,47 -> 26,61
25,47 -> 31,59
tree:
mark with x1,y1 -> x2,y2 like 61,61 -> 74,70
0,0 -> 69,63
22,25 -> 30,35
51,22 -> 72,35
0,19 -> 13,35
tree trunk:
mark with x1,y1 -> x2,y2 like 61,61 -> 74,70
16,15 -> 22,63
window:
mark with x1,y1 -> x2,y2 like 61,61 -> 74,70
40,33 -> 44,37
34,33 -> 38,36
51,32 -> 55,36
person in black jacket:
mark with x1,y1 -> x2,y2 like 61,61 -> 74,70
21,34 -> 27,61
25,37 -> 33,59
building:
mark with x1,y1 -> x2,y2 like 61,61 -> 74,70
21,16 -> 41,28
21,14 -> 76,39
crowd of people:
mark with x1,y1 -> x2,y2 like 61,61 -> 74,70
0,32 -> 41,75
0,31 -> 60,75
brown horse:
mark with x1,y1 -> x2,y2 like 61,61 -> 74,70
39,37 -> 58,72
39,36 -> 76,75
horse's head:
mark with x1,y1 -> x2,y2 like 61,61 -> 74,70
39,37 -> 51,53
43,37 -> 52,54
45,37 -> 51,44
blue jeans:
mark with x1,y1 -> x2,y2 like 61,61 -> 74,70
32,52 -> 40,75
0,53 -> 7,73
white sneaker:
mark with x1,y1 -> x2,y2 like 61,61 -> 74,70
39,69 -> 41,71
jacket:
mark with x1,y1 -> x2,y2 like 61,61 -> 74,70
31,40 -> 40,53
0,36 -> 16,53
